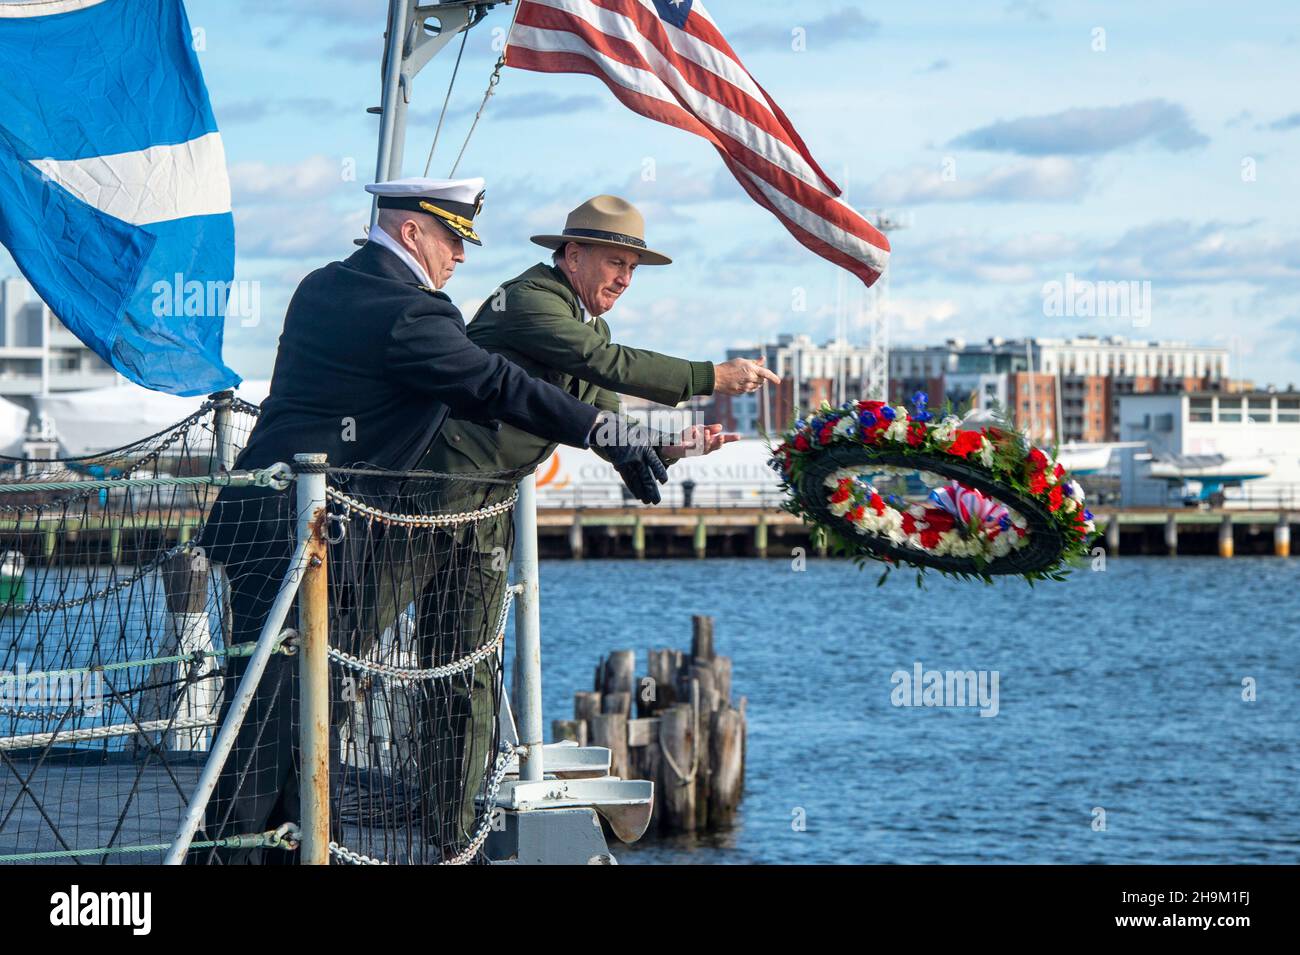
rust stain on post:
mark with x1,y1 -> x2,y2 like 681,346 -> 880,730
299,504 -> 331,864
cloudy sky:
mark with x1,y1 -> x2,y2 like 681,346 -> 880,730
7,0 -> 1298,388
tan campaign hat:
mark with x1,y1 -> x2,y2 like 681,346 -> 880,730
531,195 -> 671,265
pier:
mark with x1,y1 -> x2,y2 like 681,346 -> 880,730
536,506 -> 1296,559
2,506 -> 1295,567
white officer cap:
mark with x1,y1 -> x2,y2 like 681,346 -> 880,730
365,176 -> 486,245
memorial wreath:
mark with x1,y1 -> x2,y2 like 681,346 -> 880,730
769,393 -> 1097,583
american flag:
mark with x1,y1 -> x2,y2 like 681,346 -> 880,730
504,0 -> 891,286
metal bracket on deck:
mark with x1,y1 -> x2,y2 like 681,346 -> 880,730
504,740 -> 611,779
495,777 -> 655,844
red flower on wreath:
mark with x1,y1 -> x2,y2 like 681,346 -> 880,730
1027,448 -> 1048,472
847,505 -> 865,523
818,424 -> 834,445
1029,472 -> 1048,495
1048,485 -> 1064,512
869,492 -> 886,515
830,479 -> 853,504
919,528 -> 942,549
794,434 -> 810,452
906,422 -> 926,447
902,512 -> 917,535
922,508 -> 956,532
947,429 -> 984,458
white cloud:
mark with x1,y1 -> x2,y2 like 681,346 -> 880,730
868,157 -> 1089,204
229,155 -> 355,202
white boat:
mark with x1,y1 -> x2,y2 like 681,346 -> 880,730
1147,454 -> 1275,482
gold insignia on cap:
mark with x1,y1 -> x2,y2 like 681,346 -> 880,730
419,200 -> 481,243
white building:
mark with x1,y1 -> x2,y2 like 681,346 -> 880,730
1118,391 -> 1300,507
0,276 -> 121,407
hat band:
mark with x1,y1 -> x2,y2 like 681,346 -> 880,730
562,227 -> 647,249
376,195 -> 478,221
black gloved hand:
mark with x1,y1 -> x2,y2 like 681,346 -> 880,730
615,448 -> 668,504
589,413 -> 671,504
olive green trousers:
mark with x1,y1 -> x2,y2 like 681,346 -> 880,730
359,504 -> 512,857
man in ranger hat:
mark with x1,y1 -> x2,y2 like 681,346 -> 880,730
194,178 -> 670,864
406,195 -> 781,854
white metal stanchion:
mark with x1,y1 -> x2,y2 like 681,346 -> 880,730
511,473 -> 544,782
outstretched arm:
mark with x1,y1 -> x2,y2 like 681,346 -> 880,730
385,295 -> 599,449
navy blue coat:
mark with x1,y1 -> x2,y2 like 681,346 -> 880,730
200,241 -> 598,565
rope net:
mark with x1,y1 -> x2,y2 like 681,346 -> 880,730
0,398 -> 262,864
0,400 -> 520,865
190,468 -> 520,865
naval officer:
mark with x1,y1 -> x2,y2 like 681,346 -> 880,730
193,177 -> 667,864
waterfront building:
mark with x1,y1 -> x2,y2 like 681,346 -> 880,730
1117,389 -> 1300,507
0,276 -> 121,410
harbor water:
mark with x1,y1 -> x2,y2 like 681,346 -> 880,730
523,556 -> 1299,864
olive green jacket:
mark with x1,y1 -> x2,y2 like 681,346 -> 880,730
421,263 -> 714,477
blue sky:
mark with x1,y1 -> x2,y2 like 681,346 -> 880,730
6,0 -> 1299,387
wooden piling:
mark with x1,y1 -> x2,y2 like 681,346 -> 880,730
1218,515 -> 1234,558
691,615 -> 715,662
559,618 -> 746,840
568,517 -> 584,559
633,517 -> 646,559
644,648 -> 679,716
1276,516 -> 1291,557
659,704 -> 696,833
754,515 -> 768,557
574,690 -> 602,723
708,706 -> 744,827
693,517 -> 707,558
601,691 -> 632,717
1164,514 -> 1178,555
1105,517 -> 1120,555
589,712 -> 629,780
599,649 -> 637,698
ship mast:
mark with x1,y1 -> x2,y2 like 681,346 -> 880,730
369,1 -> 510,228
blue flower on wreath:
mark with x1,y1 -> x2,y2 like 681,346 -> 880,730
911,390 -> 933,423
795,417 -> 808,431
998,514 -> 1011,531
1083,508 -> 1094,522
880,406 -> 896,422
859,409 -> 877,429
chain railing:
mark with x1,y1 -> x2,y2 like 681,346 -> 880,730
2,392 -> 531,866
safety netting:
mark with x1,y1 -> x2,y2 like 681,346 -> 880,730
0,396 -> 519,865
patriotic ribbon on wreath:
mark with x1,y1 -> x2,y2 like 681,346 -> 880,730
927,482 -> 1011,533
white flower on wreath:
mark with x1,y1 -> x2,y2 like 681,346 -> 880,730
824,467 -> 864,489
978,436 -> 995,469
885,416 -> 910,442
833,415 -> 857,439
1066,480 -> 1085,501
931,415 -> 960,444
